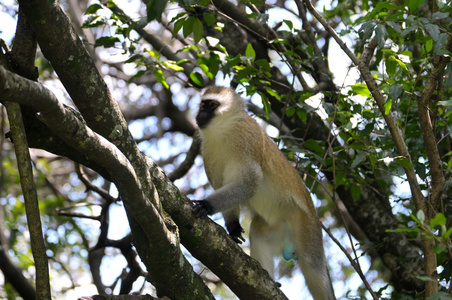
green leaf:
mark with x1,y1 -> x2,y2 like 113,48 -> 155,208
304,139 -> 324,155
430,213 -> 446,228
183,16 -> 195,38
147,0 -> 167,21
424,24 -> 440,41
384,98 -> 392,115
162,61 -> 184,72
350,83 -> 371,98
296,109 -> 307,123
385,56 -> 397,77
260,93 -> 271,119
283,20 -> 293,30
351,152 -> 367,169
245,43 -> 256,61
444,63 -> 452,90
395,156 -> 413,170
94,36 -> 120,48
129,70 -> 146,82
435,33 -> 449,55
189,72 -> 203,87
432,11 -> 449,21
401,25 -> 418,37
154,68 -> 169,89
407,0 -> 424,12
350,184 -> 361,202
85,4 -> 103,15
203,13 -> 216,27
375,24 -> 388,49
438,99 -> 452,107
192,18 -> 203,44
425,38 -> 433,52
389,84 -> 403,100
445,226 -> 452,239
173,17 -> 186,36
265,87 -> 280,101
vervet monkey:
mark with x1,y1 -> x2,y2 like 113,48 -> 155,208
193,86 -> 335,300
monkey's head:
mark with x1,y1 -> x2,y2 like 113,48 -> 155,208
196,86 -> 246,129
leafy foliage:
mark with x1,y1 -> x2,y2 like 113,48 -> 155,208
1,0 -> 452,299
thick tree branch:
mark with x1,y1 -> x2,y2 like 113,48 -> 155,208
0,65 -> 288,299
3,2 -> 290,295
0,67 -> 214,300
146,157 -> 288,300
17,0 -> 156,211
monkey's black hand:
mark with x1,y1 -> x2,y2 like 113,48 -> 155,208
226,220 -> 245,244
193,200 -> 214,217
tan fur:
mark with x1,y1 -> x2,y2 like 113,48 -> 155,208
198,87 -> 335,300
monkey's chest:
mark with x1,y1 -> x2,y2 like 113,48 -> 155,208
201,139 -> 240,189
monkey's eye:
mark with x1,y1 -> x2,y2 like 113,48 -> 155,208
201,100 -> 220,110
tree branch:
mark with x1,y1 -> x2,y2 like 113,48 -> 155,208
303,0 -> 426,211
4,102 -> 52,300
418,45 -> 450,210
0,66 -> 214,300
168,134 -> 201,181
2,6 -> 51,299
303,0 -> 444,294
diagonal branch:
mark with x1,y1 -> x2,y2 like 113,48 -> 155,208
302,0 -> 425,212
0,66 -> 214,300
0,64 -> 288,299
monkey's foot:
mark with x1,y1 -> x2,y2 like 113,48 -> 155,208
226,221 -> 245,244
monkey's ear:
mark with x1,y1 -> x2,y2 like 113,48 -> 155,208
192,200 -> 214,216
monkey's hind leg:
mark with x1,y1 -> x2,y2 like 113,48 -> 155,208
249,215 -> 283,279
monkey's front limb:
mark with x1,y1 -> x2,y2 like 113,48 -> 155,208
192,200 -> 245,244
192,199 -> 214,216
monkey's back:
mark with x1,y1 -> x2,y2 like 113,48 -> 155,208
245,116 -> 317,222
200,110 -> 317,223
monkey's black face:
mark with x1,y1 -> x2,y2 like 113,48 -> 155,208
196,100 -> 220,129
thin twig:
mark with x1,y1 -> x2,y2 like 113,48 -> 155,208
322,224 -> 378,300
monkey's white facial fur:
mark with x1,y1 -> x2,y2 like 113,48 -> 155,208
196,87 -> 246,129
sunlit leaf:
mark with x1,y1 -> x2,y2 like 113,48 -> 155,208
154,68 -> 169,89
189,71 -> 203,87
350,83 -> 371,98
384,98 -> 392,115
245,43 -> 256,61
